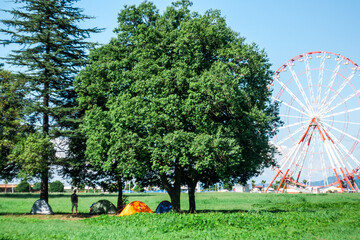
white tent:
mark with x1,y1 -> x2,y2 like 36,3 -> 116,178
30,199 -> 54,215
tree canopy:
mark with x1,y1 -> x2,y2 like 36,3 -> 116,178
0,68 -> 28,181
77,0 -> 280,212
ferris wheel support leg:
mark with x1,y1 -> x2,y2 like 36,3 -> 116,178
281,182 -> 288,193
345,168 -> 359,192
265,170 -> 281,193
340,168 -> 355,192
296,170 -> 302,183
277,169 -> 289,193
333,169 -> 342,189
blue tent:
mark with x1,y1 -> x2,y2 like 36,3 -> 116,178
155,200 -> 172,214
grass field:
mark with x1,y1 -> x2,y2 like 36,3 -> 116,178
0,192 -> 359,239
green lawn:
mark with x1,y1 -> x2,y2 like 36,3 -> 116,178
1,192 -> 359,239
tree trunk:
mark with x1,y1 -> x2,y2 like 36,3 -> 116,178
41,75 -> 50,203
160,164 -> 182,212
40,171 -> 49,202
168,187 -> 181,212
116,176 -> 123,209
188,180 -> 197,213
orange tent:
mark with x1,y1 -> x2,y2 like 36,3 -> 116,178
119,201 -> 153,216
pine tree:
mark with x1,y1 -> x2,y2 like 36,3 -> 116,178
1,0 -> 101,202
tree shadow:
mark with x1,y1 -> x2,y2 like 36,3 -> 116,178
194,209 -> 289,214
0,212 -> 98,219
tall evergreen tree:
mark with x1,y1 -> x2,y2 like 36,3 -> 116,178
0,0 -> 101,202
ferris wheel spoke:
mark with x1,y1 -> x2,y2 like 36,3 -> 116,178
321,70 -> 356,114
326,139 -> 357,190
277,119 -> 308,130
319,140 -> 329,186
320,89 -> 360,116
278,144 -> 300,170
326,137 -> 347,169
274,78 -> 312,115
292,143 -> 309,179
321,58 -> 343,105
316,52 -> 326,103
305,54 -> 315,103
322,128 -> 360,167
322,106 -> 360,119
288,64 -> 314,114
322,118 -> 360,125
272,96 -> 312,118
323,140 -> 338,169
321,121 -> 360,143
279,114 -> 304,119
277,124 -> 307,145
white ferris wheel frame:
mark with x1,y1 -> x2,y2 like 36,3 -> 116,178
266,51 -> 360,193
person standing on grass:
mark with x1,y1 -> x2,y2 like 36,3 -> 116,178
71,189 -> 78,214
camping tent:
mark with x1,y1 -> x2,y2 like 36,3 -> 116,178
89,200 -> 116,214
119,201 -> 153,216
30,199 -> 54,215
155,200 -> 172,214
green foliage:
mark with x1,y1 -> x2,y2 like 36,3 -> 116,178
133,183 -> 145,192
0,69 -> 28,181
0,0 -> 101,201
32,182 -> 41,191
223,182 -> 233,191
77,0 -> 280,212
10,133 -> 55,179
49,181 -> 64,193
15,181 -> 30,192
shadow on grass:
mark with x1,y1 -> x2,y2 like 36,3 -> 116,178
195,209 -> 289,214
0,212 -> 96,219
0,209 -> 291,216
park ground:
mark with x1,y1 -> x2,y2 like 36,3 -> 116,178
0,192 -> 359,239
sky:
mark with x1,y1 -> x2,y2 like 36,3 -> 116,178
1,0 -> 360,185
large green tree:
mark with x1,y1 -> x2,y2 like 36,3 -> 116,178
77,0 -> 280,212
0,68 -> 29,181
0,0 -> 101,202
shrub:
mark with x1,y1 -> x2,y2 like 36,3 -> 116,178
133,183 -> 144,192
223,182 -> 233,191
32,182 -> 41,191
15,181 -> 30,192
49,180 -> 64,192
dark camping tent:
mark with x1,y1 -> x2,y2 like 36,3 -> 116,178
89,200 -> 116,214
155,200 -> 172,214
30,199 -> 54,215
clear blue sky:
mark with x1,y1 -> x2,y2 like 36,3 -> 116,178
1,0 -> 360,184
2,0 -> 360,71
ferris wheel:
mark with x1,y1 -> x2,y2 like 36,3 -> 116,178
266,51 -> 360,193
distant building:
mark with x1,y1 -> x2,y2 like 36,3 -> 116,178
0,184 -> 16,193
233,184 -> 250,192
251,185 -> 263,193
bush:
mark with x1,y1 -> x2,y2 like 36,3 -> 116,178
32,182 -> 41,191
133,183 -> 144,192
49,180 -> 64,192
15,181 -> 30,192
